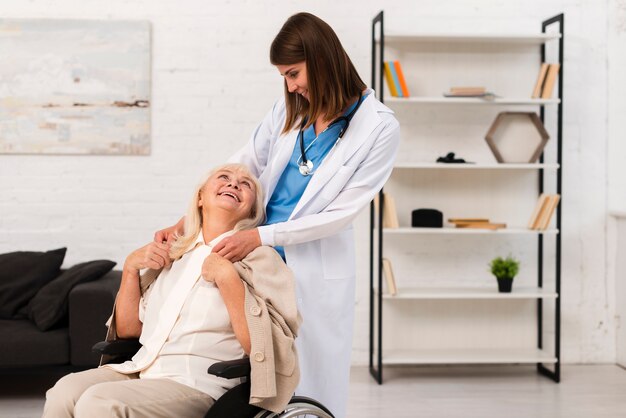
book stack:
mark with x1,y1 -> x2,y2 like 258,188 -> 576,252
443,86 -> 495,99
383,61 -> 410,97
374,193 -> 400,228
448,218 -> 507,230
531,63 -> 560,99
528,194 -> 561,230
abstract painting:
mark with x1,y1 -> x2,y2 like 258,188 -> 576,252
0,19 -> 151,155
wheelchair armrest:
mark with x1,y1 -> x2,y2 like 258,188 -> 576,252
207,357 -> 251,379
92,339 -> 142,356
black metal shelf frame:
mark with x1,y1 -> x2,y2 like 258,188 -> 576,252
368,11 -> 564,384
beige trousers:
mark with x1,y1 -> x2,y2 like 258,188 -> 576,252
42,367 -> 215,418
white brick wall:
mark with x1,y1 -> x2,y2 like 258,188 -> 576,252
0,0 -> 616,364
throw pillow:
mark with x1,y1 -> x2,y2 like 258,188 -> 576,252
0,248 -> 67,319
28,260 -> 116,331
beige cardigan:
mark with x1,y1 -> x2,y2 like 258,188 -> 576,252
103,246 -> 301,413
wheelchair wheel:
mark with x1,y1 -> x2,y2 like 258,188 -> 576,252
253,396 -> 334,418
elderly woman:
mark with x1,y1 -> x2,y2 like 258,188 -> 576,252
43,163 -> 300,418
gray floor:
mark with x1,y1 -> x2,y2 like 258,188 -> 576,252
1,365 -> 625,417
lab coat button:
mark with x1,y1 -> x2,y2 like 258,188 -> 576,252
250,306 -> 261,316
254,352 -> 265,362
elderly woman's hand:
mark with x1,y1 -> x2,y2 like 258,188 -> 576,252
202,253 -> 238,286
125,242 -> 172,273
213,229 -> 261,262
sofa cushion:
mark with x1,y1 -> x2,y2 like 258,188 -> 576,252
28,260 -> 116,331
0,319 -> 69,367
0,248 -> 67,319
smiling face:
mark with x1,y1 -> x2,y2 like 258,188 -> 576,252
198,167 -> 257,223
277,62 -> 309,101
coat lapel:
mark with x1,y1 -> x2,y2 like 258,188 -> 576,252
261,129 -> 299,206
289,94 -> 383,218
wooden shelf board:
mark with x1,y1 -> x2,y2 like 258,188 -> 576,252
384,97 -> 560,105
393,162 -> 560,170
377,33 -> 561,45
382,348 -> 558,365
383,227 -> 559,235
378,286 -> 557,300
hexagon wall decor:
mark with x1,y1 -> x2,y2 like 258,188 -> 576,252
485,112 -> 550,163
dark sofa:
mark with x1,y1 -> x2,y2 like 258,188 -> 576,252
0,270 -> 121,370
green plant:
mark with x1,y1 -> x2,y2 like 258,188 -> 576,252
489,256 -> 520,280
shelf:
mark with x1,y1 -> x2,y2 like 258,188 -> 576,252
393,162 -> 560,170
377,33 -> 561,45
383,227 -> 559,235
384,97 -> 560,105
382,348 -> 558,365
379,286 -> 558,300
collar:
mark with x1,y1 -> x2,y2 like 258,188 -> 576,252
185,229 -> 236,254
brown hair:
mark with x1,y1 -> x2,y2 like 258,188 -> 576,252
270,12 -> 367,134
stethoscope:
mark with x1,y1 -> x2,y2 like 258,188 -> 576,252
297,91 -> 364,176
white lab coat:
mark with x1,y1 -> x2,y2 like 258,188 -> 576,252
230,89 -> 400,417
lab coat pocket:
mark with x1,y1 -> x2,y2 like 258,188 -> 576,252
321,228 -> 355,281
320,165 -> 355,201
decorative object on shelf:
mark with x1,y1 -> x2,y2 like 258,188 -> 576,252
436,152 -> 473,164
411,209 -> 443,228
485,112 -> 550,163
382,258 -> 397,296
489,255 -> 520,293
374,193 -> 400,228
528,194 -> 561,230
449,218 -> 507,230
443,86 -> 496,99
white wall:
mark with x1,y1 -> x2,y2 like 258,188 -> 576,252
0,0 -> 615,364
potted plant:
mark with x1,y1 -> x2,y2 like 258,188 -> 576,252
489,255 -> 520,293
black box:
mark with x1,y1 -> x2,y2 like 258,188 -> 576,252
412,209 -> 443,228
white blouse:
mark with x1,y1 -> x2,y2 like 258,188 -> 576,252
105,230 -> 245,400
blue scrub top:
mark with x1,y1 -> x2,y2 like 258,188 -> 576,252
265,93 -> 369,260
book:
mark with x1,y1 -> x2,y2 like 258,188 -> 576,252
383,62 -> 400,97
537,194 -> 560,230
444,86 -> 495,99
382,258 -> 397,296
388,62 -> 404,97
383,193 -> 400,228
541,63 -> 561,99
531,63 -> 550,99
448,218 -> 490,224
373,193 -> 400,228
455,222 -> 507,230
393,61 -> 410,97
449,86 -> 486,95
527,194 -> 549,229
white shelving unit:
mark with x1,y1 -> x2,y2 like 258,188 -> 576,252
369,11 -> 564,384
383,348 -> 558,365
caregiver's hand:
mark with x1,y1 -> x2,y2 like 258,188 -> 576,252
154,217 -> 185,245
213,229 -> 261,262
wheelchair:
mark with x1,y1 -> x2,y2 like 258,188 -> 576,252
93,339 -> 335,418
